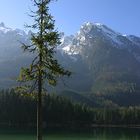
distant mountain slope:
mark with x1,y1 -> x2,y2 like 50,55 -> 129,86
0,22 -> 140,106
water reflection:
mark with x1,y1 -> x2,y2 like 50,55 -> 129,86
0,127 -> 140,140
89,127 -> 140,140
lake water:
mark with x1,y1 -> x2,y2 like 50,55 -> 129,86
0,127 -> 140,140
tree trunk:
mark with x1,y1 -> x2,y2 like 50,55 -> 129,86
37,73 -> 42,140
37,56 -> 42,140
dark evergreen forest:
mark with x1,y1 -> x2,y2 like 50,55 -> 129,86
0,89 -> 140,129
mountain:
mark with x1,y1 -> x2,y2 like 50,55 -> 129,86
59,22 -> 140,107
0,22 -> 140,107
0,22 -> 33,87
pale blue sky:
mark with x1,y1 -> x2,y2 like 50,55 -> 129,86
0,0 -> 140,36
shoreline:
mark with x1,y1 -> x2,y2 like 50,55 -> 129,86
91,124 -> 140,128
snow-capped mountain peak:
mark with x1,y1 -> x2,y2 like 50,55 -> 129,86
79,22 -> 123,46
59,21 -> 140,63
1,21 -> 140,63
0,22 -> 28,37
0,22 -> 13,33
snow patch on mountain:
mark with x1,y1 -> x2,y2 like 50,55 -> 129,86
0,22 -> 13,33
66,22 -> 124,52
15,29 -> 26,36
82,22 -> 123,47
0,22 -> 27,37
1,21 -> 140,63
127,35 -> 140,47
63,45 -> 71,52
59,21 -> 140,63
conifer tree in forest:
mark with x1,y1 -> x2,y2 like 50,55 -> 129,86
17,0 -> 71,140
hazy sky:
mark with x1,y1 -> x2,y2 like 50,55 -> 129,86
0,0 -> 140,36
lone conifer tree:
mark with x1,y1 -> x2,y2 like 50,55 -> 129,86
17,0 -> 71,140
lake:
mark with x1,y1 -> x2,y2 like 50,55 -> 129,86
0,127 -> 140,140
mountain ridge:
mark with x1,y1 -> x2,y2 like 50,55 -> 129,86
60,22 -> 140,62
0,21 -> 140,107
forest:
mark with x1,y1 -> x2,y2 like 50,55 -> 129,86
0,89 -> 140,129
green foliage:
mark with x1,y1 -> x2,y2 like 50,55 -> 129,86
0,90 -> 92,128
1,89 -> 140,127
16,1 -> 71,140
17,0 -> 71,93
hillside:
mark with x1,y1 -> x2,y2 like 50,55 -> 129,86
0,22 -> 140,107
